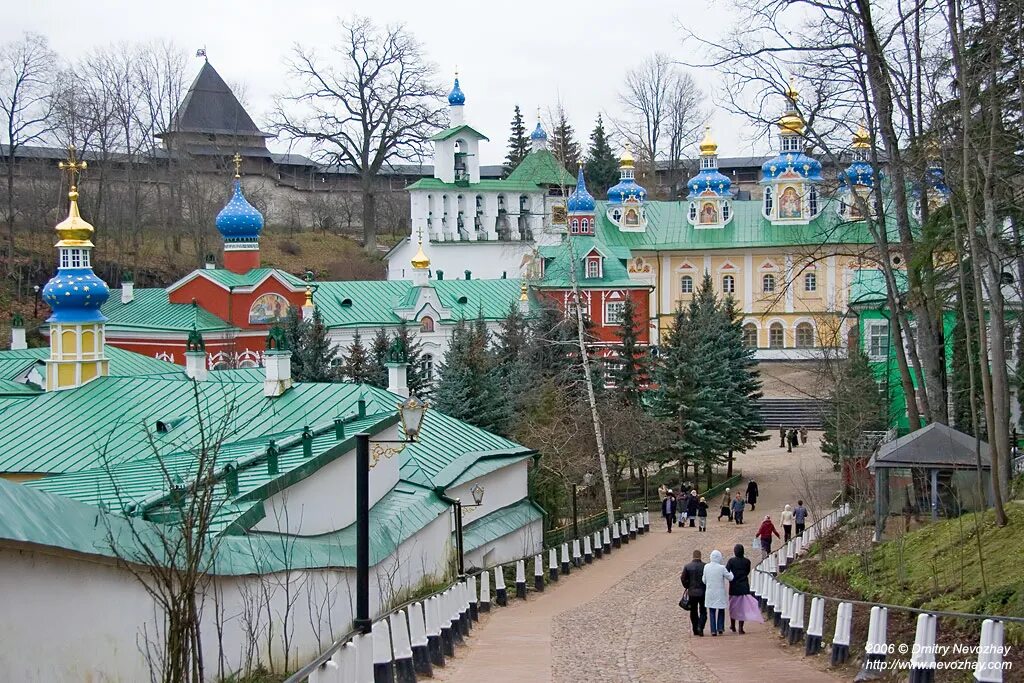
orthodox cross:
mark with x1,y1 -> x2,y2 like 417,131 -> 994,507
233,152 -> 242,178
58,145 -> 87,191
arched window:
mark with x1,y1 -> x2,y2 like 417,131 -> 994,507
680,275 -> 694,294
722,275 -> 735,294
762,273 -> 776,293
742,323 -> 758,348
571,218 -> 579,233
763,187 -> 773,216
420,316 -> 435,333
804,272 -> 817,292
420,354 -> 434,382
722,202 -> 730,222
612,209 -> 622,222
769,322 -> 784,348
795,322 -> 814,348
809,186 -> 819,215
580,218 -> 588,233
689,202 -> 697,221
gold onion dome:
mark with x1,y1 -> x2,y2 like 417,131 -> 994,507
784,77 -> 799,103
778,77 -> 805,135
699,126 -> 718,155
55,188 -> 95,248
519,281 -> 528,301
852,121 -> 871,149
620,146 -> 635,168
411,241 -> 430,270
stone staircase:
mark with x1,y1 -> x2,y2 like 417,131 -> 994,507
757,398 -> 829,429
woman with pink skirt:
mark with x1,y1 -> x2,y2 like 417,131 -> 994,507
726,543 -> 762,633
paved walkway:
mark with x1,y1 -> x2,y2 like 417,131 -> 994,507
435,433 -> 844,683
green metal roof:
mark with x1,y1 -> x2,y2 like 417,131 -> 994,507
0,345 -> 181,382
313,278 -> 524,328
462,498 -> 545,553
0,357 -> 38,382
103,288 -> 235,333
429,124 -> 489,142
596,199 -> 886,252
849,268 -> 908,307
185,267 -> 307,290
406,177 -> 543,193
0,378 -> 39,396
536,236 -> 650,290
506,149 -> 575,187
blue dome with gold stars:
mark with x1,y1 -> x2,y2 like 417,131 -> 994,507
448,77 -> 465,106
216,180 -> 264,240
760,151 -> 823,183
567,168 -> 595,213
687,167 -> 733,199
530,122 -> 547,141
843,159 -> 876,188
43,268 -> 110,324
913,163 -> 950,200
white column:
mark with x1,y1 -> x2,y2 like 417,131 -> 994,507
743,251 -> 754,311
826,255 -> 837,311
703,254 -> 712,276
784,253 -> 794,313
483,194 -> 499,240
659,254 -> 672,316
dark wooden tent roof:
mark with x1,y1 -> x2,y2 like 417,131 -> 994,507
868,423 -> 991,470
160,61 -> 270,139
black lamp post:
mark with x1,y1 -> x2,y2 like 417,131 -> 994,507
453,483 -> 486,577
354,396 -> 428,635
33,285 -> 40,318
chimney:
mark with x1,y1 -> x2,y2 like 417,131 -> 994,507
264,328 -> 293,397
464,270 -> 471,280
204,254 -> 216,270
184,329 -> 207,381
436,270 -> 444,281
10,313 -> 26,350
386,360 -> 409,398
120,271 -> 134,304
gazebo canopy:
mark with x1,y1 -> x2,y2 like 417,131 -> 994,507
868,422 -> 991,471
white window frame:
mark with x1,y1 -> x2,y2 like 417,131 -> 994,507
762,273 -> 776,293
742,324 -> 758,348
866,321 -> 890,360
604,301 -> 626,326
586,258 -> 601,279
804,272 -> 817,292
769,322 -> 785,349
722,274 -> 735,294
680,275 -> 694,294
763,187 -> 773,216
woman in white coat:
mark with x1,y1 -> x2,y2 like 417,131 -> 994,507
701,549 -> 734,636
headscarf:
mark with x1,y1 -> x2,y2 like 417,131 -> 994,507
733,543 -> 745,557
784,504 -> 792,511
709,549 -> 724,564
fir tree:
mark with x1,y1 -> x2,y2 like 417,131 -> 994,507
368,328 -> 390,388
821,347 -> 886,468
550,110 -> 581,174
607,295 -> 649,406
392,326 -> 427,397
503,105 -> 530,177
341,330 -> 374,384
434,317 -> 508,434
951,280 -> 985,437
718,295 -> 765,456
298,307 -> 341,382
493,303 -> 530,426
585,114 -> 619,195
283,306 -> 307,379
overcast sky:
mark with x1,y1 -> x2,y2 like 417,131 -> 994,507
5,0 -> 775,165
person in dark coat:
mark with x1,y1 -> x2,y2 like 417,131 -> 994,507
787,429 -> 796,452
661,490 -> 676,532
697,496 -> 709,532
779,424 -> 786,448
726,544 -> 761,633
800,426 -> 808,445
681,549 -> 707,636
686,489 -> 698,527
745,480 -> 759,511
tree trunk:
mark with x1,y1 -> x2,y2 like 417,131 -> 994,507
361,176 -> 377,254
5,153 -> 15,274
727,450 -> 733,478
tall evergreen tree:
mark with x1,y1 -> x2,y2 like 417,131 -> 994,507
341,330 -> 374,384
550,110 -> 581,174
719,295 -> 765,456
493,303 -> 530,425
298,307 -> 341,382
821,347 -> 886,468
368,328 -> 390,388
283,307 -> 307,379
607,295 -> 649,406
503,105 -> 530,177
585,114 -> 620,195
433,317 -> 508,434
951,278 -> 985,438
392,326 -> 427,397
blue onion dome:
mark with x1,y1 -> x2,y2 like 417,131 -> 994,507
43,189 -> 109,324
448,77 -> 465,106
760,152 -> 823,183
567,168 -> 596,212
843,124 -> 876,188
216,179 -> 264,240
687,168 -> 733,199
530,121 -> 548,141
607,148 -> 647,203
924,164 -> 950,196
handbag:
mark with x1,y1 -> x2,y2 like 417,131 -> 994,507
679,591 -> 691,610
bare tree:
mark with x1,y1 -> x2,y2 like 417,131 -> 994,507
0,32 -> 58,272
273,15 -> 446,254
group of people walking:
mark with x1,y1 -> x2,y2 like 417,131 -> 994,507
658,486 -> 709,532
680,545 -> 762,636
779,425 -> 809,453
752,499 -> 809,559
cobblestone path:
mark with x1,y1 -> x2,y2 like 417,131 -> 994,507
434,433 -> 846,682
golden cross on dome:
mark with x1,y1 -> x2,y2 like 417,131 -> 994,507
232,152 -> 242,178
58,145 -> 87,190
416,225 -> 424,244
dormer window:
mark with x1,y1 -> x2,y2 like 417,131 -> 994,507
781,136 -> 800,152
420,316 -> 435,333
722,202 -> 730,222
586,257 -> 602,279
763,187 -> 773,217
809,186 -> 819,216
689,202 -> 697,221
701,156 -> 714,170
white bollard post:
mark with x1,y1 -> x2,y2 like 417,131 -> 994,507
479,570 -> 491,612
909,612 -> 937,683
467,574 -> 479,621
794,536 -> 804,556
408,602 -> 431,678
371,618 -> 393,683
572,538 -> 582,568
628,515 -> 637,539
861,605 -> 888,675
516,559 -> 527,599
831,601 -> 853,665
643,510 -> 651,532
778,586 -> 791,636
975,618 -> 1005,683
583,534 -> 593,564
603,526 -> 612,553
534,553 -> 545,592
805,596 -> 825,655
390,610 -> 416,683
448,589 -> 464,645
355,632 -> 374,683
788,592 -> 805,645
458,580 -> 471,634
612,522 -> 621,549
549,547 -> 559,581
494,566 -> 508,606
593,530 -> 603,559
560,543 -> 571,575
425,595 -> 445,666
620,519 -> 630,544
786,540 -> 795,564
309,659 -> 338,683
338,640 -> 359,683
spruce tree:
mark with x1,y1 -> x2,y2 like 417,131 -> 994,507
585,114 -> 620,195
392,326 -> 427,397
283,306 -> 307,379
607,295 -> 649,406
434,317 -> 508,434
951,282 -> 985,437
299,307 -> 341,382
368,328 -> 390,388
493,303 -> 530,426
550,110 -> 581,174
341,330 -> 374,384
503,105 -> 530,177
821,347 -> 886,468
719,295 -> 765,456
